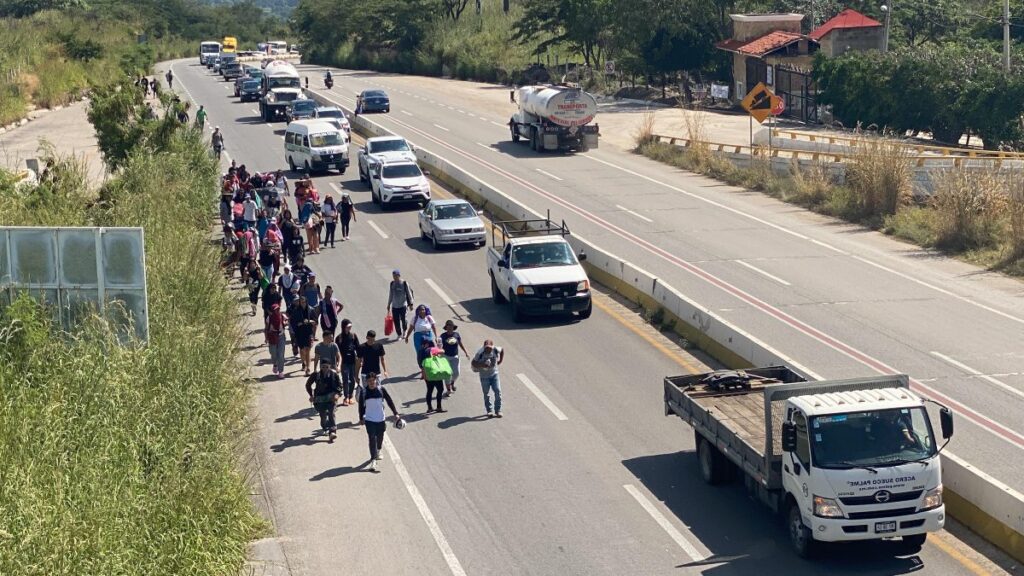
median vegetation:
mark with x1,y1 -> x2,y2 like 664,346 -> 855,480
0,79 -> 264,574
635,111 -> 1024,276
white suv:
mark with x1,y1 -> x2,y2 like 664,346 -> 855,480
370,160 -> 431,209
358,136 -> 416,183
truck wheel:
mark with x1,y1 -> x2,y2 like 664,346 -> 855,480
899,533 -> 927,553
697,437 -> 729,485
511,124 -> 520,143
491,275 -> 506,304
788,502 -> 817,559
510,292 -> 526,323
577,301 -> 592,319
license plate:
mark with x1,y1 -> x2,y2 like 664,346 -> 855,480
551,303 -> 564,311
874,521 -> 897,534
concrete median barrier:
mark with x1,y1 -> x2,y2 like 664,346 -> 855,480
307,85 -> 1024,563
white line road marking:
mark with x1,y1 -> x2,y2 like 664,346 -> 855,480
930,352 -> 1024,401
383,436 -> 468,576
367,220 -> 389,239
251,108 -> 259,114
623,484 -> 707,562
433,123 -> 450,132
515,374 -> 568,421
614,204 -> 654,223
401,110 -> 414,117
490,121 -> 506,128
476,142 -> 499,153
735,260 -> 791,286
456,109 -> 465,114
535,169 -> 563,182
279,135 -> 285,140
425,278 -> 455,306
265,123 -> 272,128
329,182 -> 344,194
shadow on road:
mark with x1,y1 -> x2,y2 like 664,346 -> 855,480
310,460 -> 371,481
274,406 -> 317,423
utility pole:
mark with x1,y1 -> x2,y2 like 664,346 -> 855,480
1004,0 -> 1012,73
881,3 -> 892,53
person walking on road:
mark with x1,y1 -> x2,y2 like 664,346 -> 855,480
440,320 -> 469,396
306,361 -> 342,442
472,339 -> 505,418
356,330 -> 388,388
313,330 -> 340,373
278,265 -> 299,309
245,260 -> 265,316
385,270 -> 414,338
261,282 -> 282,322
165,69 -> 174,90
336,319 -> 360,405
289,295 -> 317,375
403,303 -> 438,354
319,285 -> 342,334
419,338 -> 448,414
266,303 -> 287,378
339,192 -> 356,240
276,170 -> 290,196
195,105 -> 207,130
211,127 -> 225,160
321,195 -> 338,248
358,373 -> 401,472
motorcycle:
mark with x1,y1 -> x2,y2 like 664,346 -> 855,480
324,75 -> 334,90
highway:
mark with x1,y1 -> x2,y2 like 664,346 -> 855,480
290,64 -> 1024,498
169,59 -> 1013,575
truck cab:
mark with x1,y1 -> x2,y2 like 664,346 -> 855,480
487,217 -> 592,322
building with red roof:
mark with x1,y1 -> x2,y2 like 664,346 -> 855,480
714,14 -> 817,104
809,8 -> 884,57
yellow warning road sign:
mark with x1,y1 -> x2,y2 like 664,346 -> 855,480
741,82 -> 781,124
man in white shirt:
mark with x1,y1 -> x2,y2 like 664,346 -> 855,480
242,194 -> 258,232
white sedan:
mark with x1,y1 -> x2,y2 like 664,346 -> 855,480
418,199 -> 486,249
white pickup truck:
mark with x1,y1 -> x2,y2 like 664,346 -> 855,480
664,366 -> 954,558
357,135 -> 416,183
487,217 -> 592,322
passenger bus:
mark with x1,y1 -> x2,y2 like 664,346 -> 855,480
222,36 -> 238,53
199,41 -> 221,65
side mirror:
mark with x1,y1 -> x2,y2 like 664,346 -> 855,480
940,407 -> 954,440
497,259 -> 507,269
781,421 -> 797,452
577,251 -> 587,262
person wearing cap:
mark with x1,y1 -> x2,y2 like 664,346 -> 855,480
339,191 -> 356,240
265,302 -> 287,377
440,320 -> 470,396
385,270 -> 414,338
358,372 -> 401,472
305,360 -> 342,442
472,339 -> 505,418
418,338 -> 447,413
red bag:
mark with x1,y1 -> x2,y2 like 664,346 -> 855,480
384,313 -> 394,336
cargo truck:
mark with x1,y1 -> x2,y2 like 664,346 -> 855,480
259,61 -> 303,122
509,84 -> 599,152
663,367 -> 954,558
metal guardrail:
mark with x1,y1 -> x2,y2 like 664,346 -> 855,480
773,129 -> 1024,159
652,134 -> 1024,169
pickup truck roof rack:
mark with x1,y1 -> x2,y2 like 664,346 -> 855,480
491,210 -> 570,246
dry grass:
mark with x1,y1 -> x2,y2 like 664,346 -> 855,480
845,133 -> 913,221
632,109 -> 657,148
788,160 -> 835,207
929,168 -> 1006,251
1007,171 -> 1024,259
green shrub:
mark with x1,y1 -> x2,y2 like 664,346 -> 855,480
883,206 -> 938,246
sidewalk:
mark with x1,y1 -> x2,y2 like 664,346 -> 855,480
0,99 -> 107,185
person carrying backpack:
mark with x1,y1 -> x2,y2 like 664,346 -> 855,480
419,338 -> 451,414
358,373 -> 401,472
385,270 -> 413,337
305,361 -> 342,442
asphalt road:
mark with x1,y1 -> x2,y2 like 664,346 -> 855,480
278,64 -> 1024,499
170,59 -> 1013,576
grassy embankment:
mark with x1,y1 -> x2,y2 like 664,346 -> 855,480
0,84 -> 264,574
0,10 -> 192,126
634,110 -> 1024,276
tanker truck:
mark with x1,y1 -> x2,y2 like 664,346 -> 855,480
510,85 -> 599,153
260,61 -> 303,122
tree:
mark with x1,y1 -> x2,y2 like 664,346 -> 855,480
513,0 -> 614,67
441,0 -> 471,20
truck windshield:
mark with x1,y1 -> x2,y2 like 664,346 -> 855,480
269,78 -> 299,89
811,408 -> 936,469
382,165 -> 422,179
371,139 -> 410,153
511,243 -> 577,269
309,133 -> 343,147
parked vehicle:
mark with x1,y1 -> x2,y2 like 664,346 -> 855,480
663,366 -> 954,558
238,79 -> 262,102
357,136 -> 416,183
418,199 -> 486,249
284,120 -> 349,174
356,89 -> 390,113
486,216 -> 591,321
510,84 -> 599,152
259,61 -> 303,122
369,160 -> 430,208
199,41 -> 221,65
285,98 -> 317,124
314,106 -> 350,142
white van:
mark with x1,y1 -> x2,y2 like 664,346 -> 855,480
284,120 -> 350,174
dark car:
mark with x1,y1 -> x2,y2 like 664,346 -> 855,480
239,79 -> 262,102
356,89 -> 390,114
222,63 -> 243,81
285,99 -> 317,124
